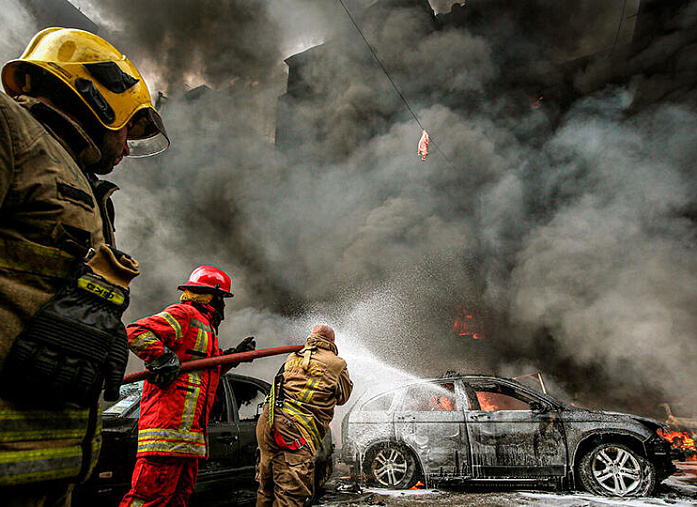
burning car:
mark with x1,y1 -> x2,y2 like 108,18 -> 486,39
74,373 -> 333,505
341,373 -> 676,497
658,403 -> 697,458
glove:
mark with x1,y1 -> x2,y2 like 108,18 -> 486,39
145,347 -> 181,387
222,337 -> 256,368
0,264 -> 131,407
86,244 -> 139,289
223,336 -> 256,358
103,325 -> 129,401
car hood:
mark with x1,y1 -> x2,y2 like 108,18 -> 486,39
102,415 -> 138,433
561,406 -> 666,432
601,411 -> 667,431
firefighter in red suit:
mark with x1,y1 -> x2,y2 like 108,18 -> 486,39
119,266 -> 254,507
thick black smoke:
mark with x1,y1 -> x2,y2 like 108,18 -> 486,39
87,0 -> 283,92
11,0 -> 697,416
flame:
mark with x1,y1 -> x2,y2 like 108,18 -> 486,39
409,480 -> 425,490
657,428 -> 696,452
477,392 -> 499,411
453,306 -> 484,340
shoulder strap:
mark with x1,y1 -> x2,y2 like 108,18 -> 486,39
268,362 -> 286,428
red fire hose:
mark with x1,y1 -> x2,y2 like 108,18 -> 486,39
121,344 -> 303,384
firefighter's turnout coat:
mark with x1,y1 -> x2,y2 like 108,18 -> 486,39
0,92 -> 117,485
271,334 -> 353,453
127,302 -> 221,458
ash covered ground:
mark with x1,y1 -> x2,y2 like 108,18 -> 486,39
193,461 -> 697,506
319,462 -> 697,506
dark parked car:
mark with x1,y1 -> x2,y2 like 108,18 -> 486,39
75,373 -> 333,505
341,373 -> 676,497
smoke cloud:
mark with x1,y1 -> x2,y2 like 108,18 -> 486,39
0,1 -> 37,67
14,0 -> 697,416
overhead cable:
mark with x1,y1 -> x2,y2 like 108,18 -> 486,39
336,0 -> 454,166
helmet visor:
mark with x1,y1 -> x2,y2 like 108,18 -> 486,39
126,107 -> 170,157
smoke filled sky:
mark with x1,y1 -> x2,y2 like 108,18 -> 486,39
5,0 -> 697,415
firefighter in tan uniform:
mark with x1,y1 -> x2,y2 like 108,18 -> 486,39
0,28 -> 168,506
256,325 -> 353,506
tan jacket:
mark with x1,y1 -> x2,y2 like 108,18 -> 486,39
0,93 -> 117,368
0,91 -> 117,485
271,334 -> 353,452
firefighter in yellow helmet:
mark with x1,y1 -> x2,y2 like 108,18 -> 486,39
0,28 -> 167,506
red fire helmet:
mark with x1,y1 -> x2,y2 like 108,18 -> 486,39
178,265 -> 234,297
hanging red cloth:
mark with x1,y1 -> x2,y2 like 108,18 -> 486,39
417,130 -> 430,161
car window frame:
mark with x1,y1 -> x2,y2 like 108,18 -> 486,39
209,376 -> 234,425
359,390 -> 400,413
394,379 -> 469,412
229,378 -> 268,424
463,379 -> 552,412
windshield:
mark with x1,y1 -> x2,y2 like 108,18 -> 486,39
103,381 -> 143,418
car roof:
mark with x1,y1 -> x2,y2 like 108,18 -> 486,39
223,372 -> 271,390
353,374 -> 561,407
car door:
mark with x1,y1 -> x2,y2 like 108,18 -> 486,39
229,378 -> 268,475
198,377 -> 239,485
392,380 -> 469,477
463,380 -> 567,479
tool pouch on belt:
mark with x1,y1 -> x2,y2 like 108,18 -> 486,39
0,245 -> 139,407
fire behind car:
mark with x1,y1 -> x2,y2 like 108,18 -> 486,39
341,373 -> 676,497
74,373 -> 333,505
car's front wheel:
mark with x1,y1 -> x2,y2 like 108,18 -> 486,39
365,444 -> 419,489
578,442 -> 656,497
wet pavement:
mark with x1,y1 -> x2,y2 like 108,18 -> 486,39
315,461 -> 697,506
196,461 -> 697,506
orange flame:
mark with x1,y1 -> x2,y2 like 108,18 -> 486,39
453,306 -> 484,340
657,428 -> 696,452
477,392 -> 499,411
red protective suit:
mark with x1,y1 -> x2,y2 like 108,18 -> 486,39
120,301 -> 221,507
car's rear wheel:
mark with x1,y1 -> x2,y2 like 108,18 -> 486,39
365,444 -> 419,489
578,442 -> 656,497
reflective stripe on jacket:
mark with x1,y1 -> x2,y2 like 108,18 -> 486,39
127,302 -> 221,458
270,334 -> 353,453
0,92 -> 115,485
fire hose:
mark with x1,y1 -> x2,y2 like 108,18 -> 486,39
121,344 -> 303,385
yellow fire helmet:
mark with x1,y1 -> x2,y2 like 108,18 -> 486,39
1,27 -> 169,157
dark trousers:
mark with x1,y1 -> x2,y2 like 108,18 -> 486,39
3,483 -> 73,507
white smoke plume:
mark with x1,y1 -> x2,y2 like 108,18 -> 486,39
0,1 -> 37,66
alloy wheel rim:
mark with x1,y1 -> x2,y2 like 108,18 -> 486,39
591,446 -> 642,496
372,448 -> 408,487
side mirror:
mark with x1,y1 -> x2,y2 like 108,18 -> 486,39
529,401 -> 547,414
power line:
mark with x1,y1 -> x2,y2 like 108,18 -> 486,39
336,0 -> 455,166
611,0 -> 630,54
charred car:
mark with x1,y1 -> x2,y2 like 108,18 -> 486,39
75,373 -> 333,505
341,374 -> 676,497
